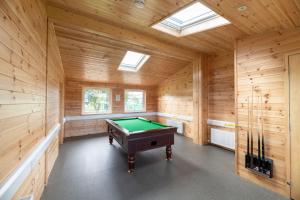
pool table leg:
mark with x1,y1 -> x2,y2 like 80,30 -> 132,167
166,145 -> 172,160
109,135 -> 113,145
128,154 -> 135,173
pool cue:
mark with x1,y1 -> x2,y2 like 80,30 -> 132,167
245,96 -> 251,167
247,96 -> 250,155
250,86 -> 254,167
261,95 -> 265,161
257,96 -> 261,170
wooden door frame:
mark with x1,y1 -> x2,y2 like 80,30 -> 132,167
284,49 -> 300,198
59,81 -> 64,144
192,54 -> 209,145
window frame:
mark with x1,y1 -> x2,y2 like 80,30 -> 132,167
151,1 -> 230,37
124,89 -> 146,113
81,87 -> 112,115
118,51 -> 150,72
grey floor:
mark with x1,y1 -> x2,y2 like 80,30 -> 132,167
42,134 -> 287,200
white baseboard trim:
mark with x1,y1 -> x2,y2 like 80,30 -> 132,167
207,119 -> 235,129
64,112 -> 193,122
0,123 -> 61,200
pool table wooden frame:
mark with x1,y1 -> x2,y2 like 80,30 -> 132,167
106,117 -> 176,173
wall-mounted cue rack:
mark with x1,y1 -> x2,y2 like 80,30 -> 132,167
245,86 -> 273,178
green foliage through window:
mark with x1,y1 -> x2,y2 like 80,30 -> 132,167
125,90 -> 145,112
83,88 -> 111,114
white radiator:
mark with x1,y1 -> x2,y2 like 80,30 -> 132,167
166,119 -> 184,134
210,128 -> 235,150
19,195 -> 33,200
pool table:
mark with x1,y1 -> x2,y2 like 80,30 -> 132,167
106,117 -> 176,173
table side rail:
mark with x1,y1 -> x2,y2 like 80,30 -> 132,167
127,133 -> 174,154
107,124 -> 128,152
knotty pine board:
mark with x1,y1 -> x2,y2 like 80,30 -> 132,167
235,28 -> 300,197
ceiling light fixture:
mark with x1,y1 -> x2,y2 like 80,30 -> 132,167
237,5 -> 248,12
134,0 -> 145,8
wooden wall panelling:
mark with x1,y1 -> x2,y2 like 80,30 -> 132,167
235,28 -> 300,197
45,20 -> 64,183
12,155 -> 46,200
206,52 -> 235,146
157,63 -> 193,138
157,117 -> 193,139
65,80 -> 158,116
64,80 -> 158,137
0,0 -> 63,198
208,52 -> 235,122
0,0 -> 47,184
65,115 -> 158,138
64,119 -> 107,138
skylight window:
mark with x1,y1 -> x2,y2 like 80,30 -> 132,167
118,51 -> 150,72
152,2 -> 230,37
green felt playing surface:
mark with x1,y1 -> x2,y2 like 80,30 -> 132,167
112,118 -> 167,132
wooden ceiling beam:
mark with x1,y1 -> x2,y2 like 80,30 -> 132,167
53,25 -> 186,61
47,5 -> 198,62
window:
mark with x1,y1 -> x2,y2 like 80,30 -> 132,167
82,88 -> 111,114
125,90 -> 146,112
152,2 -> 230,37
118,51 -> 150,72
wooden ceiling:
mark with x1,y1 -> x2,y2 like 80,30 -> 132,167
47,0 -> 300,52
55,25 -> 190,85
202,0 -> 300,35
46,0 -> 300,85
47,0 -> 246,53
